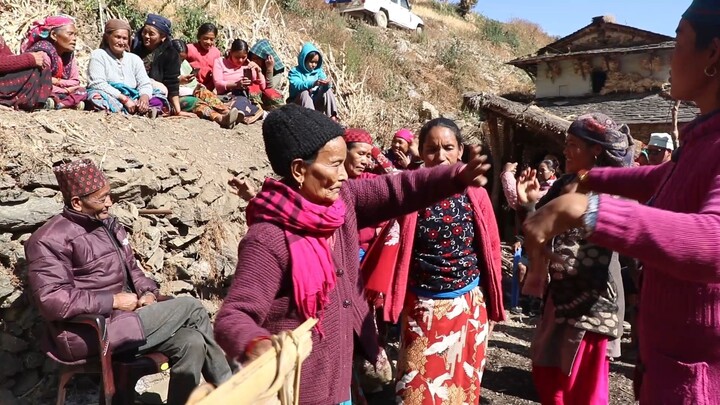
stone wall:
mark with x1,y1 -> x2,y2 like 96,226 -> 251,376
0,152 -> 270,404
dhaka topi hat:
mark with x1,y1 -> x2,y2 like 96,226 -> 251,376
343,128 -> 373,145
262,104 -> 345,178
53,158 -> 108,202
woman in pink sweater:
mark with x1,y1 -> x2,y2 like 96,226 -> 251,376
523,2 -> 720,403
213,39 -> 266,124
186,23 -> 222,91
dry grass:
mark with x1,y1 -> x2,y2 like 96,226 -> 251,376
411,4 -> 477,32
0,0 -> 549,147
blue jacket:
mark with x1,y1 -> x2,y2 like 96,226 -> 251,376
288,42 -> 330,99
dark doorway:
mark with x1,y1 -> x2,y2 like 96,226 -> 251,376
591,70 -> 608,93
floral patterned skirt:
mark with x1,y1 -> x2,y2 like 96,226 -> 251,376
396,286 -> 488,404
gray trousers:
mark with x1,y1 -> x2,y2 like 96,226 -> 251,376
136,296 -> 232,405
295,88 -> 338,118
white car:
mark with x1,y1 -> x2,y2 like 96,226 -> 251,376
331,0 -> 424,34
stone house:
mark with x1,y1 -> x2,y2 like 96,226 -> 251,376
462,16 -> 699,236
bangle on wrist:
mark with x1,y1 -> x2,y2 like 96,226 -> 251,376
581,192 -> 600,237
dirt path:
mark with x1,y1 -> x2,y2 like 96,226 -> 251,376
482,314 -> 636,404
365,313 -> 636,405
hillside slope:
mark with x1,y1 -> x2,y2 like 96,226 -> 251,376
0,0 -> 552,140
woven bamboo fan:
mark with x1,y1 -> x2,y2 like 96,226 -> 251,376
186,318 -> 317,405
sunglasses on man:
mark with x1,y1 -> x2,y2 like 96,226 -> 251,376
646,148 -> 667,156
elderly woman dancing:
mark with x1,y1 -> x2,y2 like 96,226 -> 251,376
214,104 -> 492,405
522,1 -> 720,403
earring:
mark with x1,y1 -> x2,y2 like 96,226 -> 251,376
705,65 -> 718,77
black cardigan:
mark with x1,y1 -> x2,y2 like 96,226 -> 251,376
132,39 -> 180,98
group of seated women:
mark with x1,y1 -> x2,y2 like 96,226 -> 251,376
0,13 -> 339,126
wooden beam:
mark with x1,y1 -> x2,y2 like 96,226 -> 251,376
486,114 -> 502,214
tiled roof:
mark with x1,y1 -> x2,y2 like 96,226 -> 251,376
535,92 -> 699,124
509,41 -> 676,67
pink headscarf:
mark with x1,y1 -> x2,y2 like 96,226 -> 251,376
21,15 -> 75,53
394,128 -> 414,143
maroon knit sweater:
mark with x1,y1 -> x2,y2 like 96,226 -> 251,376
215,164 -> 465,404
0,46 -> 36,74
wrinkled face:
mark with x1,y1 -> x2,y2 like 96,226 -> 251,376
52,24 -> 77,53
344,142 -> 373,178
391,137 -> 410,154
293,137 -> 348,206
72,184 -> 113,220
305,54 -> 320,71
230,50 -> 248,66
142,25 -> 164,51
670,19 -> 715,102
421,126 -> 463,168
106,29 -> 129,56
647,146 -> 671,165
563,134 -> 599,174
198,32 -> 216,51
537,163 -> 554,181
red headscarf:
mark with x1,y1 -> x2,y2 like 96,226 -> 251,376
21,15 -> 75,53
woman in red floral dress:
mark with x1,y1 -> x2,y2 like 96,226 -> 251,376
390,118 -> 505,404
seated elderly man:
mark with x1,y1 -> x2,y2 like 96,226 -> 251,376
24,158 -> 232,405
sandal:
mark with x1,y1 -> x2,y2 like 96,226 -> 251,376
242,107 -> 265,125
219,108 -> 239,129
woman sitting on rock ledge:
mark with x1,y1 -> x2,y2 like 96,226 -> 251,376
87,19 -> 164,116
21,15 -> 86,110
0,35 -> 51,111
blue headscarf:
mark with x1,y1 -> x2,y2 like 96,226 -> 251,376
145,14 -> 172,37
568,113 -> 635,168
683,0 -> 720,26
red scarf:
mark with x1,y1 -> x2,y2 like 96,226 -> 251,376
246,179 -> 345,331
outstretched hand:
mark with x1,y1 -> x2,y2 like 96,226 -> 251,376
517,168 -> 541,206
457,145 -> 491,187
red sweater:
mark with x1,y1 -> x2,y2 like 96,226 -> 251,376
0,46 -> 36,74
215,164 -> 466,404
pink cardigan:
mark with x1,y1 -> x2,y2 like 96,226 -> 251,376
212,57 -> 266,95
585,112 -> 720,404
41,53 -> 80,93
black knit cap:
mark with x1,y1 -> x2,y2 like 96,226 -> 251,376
262,104 -> 344,178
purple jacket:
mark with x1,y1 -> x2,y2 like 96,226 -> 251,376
586,112 -> 720,404
25,208 -> 158,362
214,164 -> 466,405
